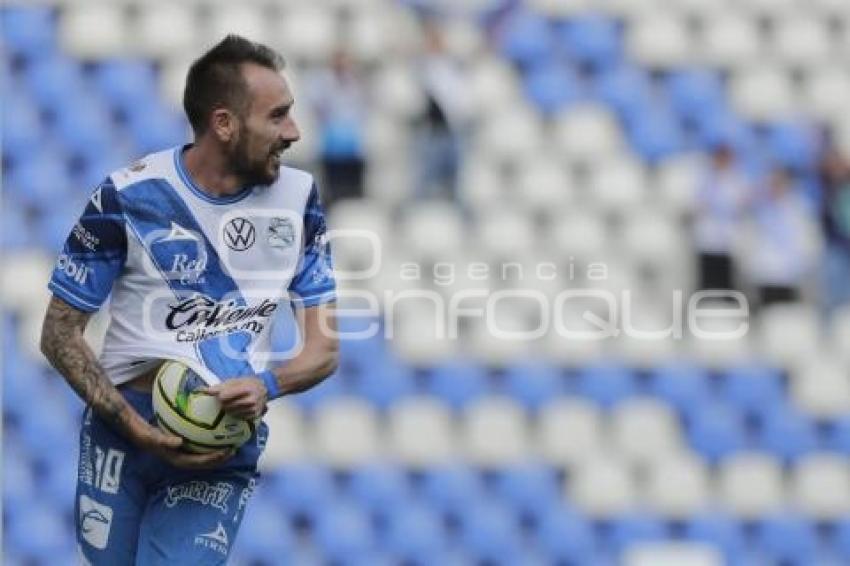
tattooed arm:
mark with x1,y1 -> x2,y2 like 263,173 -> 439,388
40,295 -> 232,469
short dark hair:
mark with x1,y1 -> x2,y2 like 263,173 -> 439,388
183,35 -> 285,134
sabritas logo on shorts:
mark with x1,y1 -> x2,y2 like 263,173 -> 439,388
165,294 -> 278,343
165,480 -> 233,512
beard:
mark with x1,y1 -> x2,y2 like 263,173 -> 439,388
227,130 -> 285,187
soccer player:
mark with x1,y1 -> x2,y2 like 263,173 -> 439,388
39,35 -> 339,565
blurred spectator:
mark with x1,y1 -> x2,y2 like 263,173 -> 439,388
693,144 -> 749,294
306,47 -> 368,209
817,128 -> 850,312
743,167 -> 822,309
413,19 -> 471,201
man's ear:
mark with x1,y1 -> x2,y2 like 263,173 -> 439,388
211,108 -> 237,143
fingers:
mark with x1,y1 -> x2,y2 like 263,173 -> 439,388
165,447 -> 236,470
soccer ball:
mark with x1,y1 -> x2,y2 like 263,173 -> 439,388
152,360 -> 254,453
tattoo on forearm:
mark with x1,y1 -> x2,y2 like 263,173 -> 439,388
40,297 -> 131,433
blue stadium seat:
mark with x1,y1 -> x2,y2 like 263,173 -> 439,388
607,513 -> 669,553
5,500 -> 70,562
501,361 -> 564,411
534,506 -> 596,564
498,10 -> 555,67
523,63 -> 581,114
313,501 -> 376,563
756,404 -> 818,462
720,364 -> 785,422
6,148 -> 72,210
92,60 -> 159,114
269,463 -> 336,520
833,517 -> 850,561
1,92 -> 45,163
754,513 -> 820,564
1,6 -> 56,59
23,55 -> 88,114
648,363 -> 714,415
826,416 -> 850,455
685,513 -> 746,562
665,69 -> 726,123
2,439 -> 36,513
419,464 -> 486,519
626,106 -> 685,162
492,462 -> 561,521
125,102 -> 188,155
686,402 -> 748,462
692,109 -> 758,153
558,16 -> 621,70
291,369 -> 346,411
350,358 -> 416,409
51,97 -> 116,159
592,64 -> 654,121
457,501 -> 523,565
575,363 -> 637,408
348,463 -> 413,519
235,496 -> 296,564
337,316 -> 386,374
425,361 -> 490,410
0,202 -> 33,249
383,503 -> 448,564
764,122 -> 820,171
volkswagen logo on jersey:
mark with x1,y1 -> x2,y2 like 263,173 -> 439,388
223,218 -> 255,251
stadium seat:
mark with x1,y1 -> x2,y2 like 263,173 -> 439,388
497,9 -> 555,67
834,516 -> 850,561
569,455 -> 638,518
536,398 -> 606,466
465,57 -> 523,119
627,14 -> 691,69
133,3 -> 198,58
258,400 -> 308,469
371,62 -> 427,120
558,15 -> 621,70
665,69 -> 726,123
771,14 -> 832,68
313,397 -> 382,466
686,402 -> 748,462
313,501 -> 376,563
235,497 -> 296,564
383,503 -> 448,564
419,464 -> 487,519
610,398 -> 683,465
523,62 -> 581,115
685,513 -> 746,562
699,15 -> 761,69
593,64 -> 655,121
587,155 -> 648,213
457,501 -> 523,565
790,454 -> 850,519
476,104 -> 544,163
764,121 -> 820,171
290,367 -> 346,411
269,462 -> 336,521
803,65 -> 850,122
729,66 -> 798,121
501,361 -> 565,411
719,364 -> 785,421
207,5 -> 270,47
552,103 -> 624,162
549,209 -> 609,261
272,6 -> 336,64
425,361 -> 490,410
1,92 -> 45,164
576,364 -> 638,408
348,462 -> 413,520
387,396 -> 456,466
626,105 -> 686,162
756,404 -> 818,462
5,500 -> 70,563
717,453 -> 785,518
790,356 -> 850,418
512,155 -> 576,212
59,3 -> 128,58
528,0 -> 592,19
607,513 -> 669,554
493,461 -> 562,521
2,6 -> 56,59
754,513 -> 820,564
462,396 -> 529,466
92,60 -> 159,116
401,201 -> 465,260
645,453 -> 711,518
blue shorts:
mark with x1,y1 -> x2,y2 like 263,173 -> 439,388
75,387 -> 268,565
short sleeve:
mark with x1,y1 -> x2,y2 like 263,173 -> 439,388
48,178 -> 127,312
288,184 -> 336,308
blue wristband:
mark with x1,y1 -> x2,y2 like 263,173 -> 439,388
259,370 -> 280,399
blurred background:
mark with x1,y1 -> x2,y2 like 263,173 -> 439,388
3,0 -> 850,564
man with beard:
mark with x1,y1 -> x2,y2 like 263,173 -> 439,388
40,36 -> 338,565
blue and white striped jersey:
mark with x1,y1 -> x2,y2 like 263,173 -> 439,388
48,146 -> 336,385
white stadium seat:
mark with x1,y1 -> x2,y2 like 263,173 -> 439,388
272,6 -> 336,63
645,454 -> 712,518
627,14 -> 692,69
458,153 -> 506,211
718,453 -> 786,518
790,357 -> 850,418
729,66 -> 798,121
527,0 -> 592,18
134,2 -> 199,58
686,298 -> 752,369
624,543 -> 723,566
757,304 -> 822,369
549,211 -> 609,261
830,305 -> 850,366
327,199 -> 391,281
313,398 -> 382,466
536,399 -> 606,466
610,398 -> 683,465
439,19 -> 486,63
207,5 -> 270,48
388,397 -> 457,467
475,208 -> 537,260
60,3 -> 129,58
476,105 -> 544,164
371,62 -> 427,120
586,155 -> 648,215
552,104 -> 624,162
388,297 -> 458,364
346,8 -> 390,63
258,400 -> 309,469
466,57 -> 523,120
569,455 -> 638,517
791,454 -> 850,519
699,15 -> 761,69
653,153 -> 702,215
602,0 -> 665,20
463,397 -> 529,466
802,65 -> 850,122
512,156 -> 576,213
771,14 -> 833,68
402,202 -> 465,260
620,209 -> 685,265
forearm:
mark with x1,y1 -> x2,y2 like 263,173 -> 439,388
40,297 -> 143,435
269,345 -> 339,396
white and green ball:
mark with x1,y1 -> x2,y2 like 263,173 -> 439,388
152,360 -> 253,453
